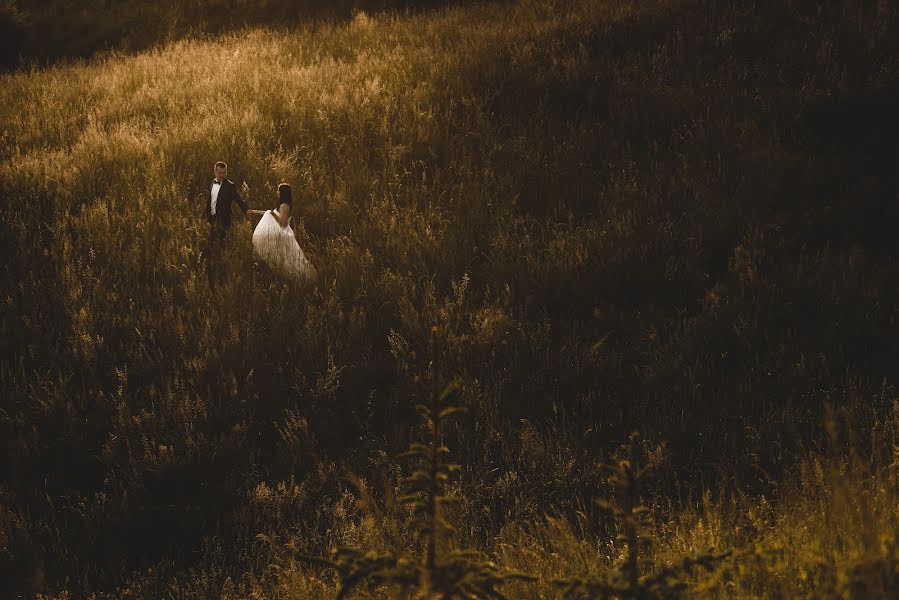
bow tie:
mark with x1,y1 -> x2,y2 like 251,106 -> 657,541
212,180 -> 221,185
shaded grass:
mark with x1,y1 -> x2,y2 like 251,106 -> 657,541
1,0 -> 898,596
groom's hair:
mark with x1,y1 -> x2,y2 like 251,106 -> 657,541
278,183 -> 292,205
214,161 -> 227,170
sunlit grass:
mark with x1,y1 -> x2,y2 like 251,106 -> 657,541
2,0 -> 898,597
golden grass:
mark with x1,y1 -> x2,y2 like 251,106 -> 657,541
2,0 -> 898,597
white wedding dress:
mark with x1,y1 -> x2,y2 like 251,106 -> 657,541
252,211 -> 315,280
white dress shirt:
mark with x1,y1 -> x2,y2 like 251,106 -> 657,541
210,180 -> 222,215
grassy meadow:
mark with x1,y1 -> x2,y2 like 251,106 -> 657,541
0,0 -> 454,70
1,0 -> 898,597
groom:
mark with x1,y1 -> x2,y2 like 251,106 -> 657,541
205,161 -> 250,239
202,161 -> 250,282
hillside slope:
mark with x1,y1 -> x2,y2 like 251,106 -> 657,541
1,0 -> 898,597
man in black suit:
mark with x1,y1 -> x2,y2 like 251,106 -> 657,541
203,161 -> 250,283
205,161 -> 249,238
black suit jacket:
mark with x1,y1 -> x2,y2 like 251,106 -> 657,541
204,178 -> 249,234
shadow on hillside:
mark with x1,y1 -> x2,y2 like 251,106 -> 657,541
0,0 -> 477,71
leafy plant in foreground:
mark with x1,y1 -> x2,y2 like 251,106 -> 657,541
555,433 -> 729,599
309,328 -> 534,598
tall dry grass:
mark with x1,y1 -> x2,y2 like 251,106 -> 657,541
1,0 -> 897,596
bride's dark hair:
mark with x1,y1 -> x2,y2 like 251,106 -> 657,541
278,183 -> 292,206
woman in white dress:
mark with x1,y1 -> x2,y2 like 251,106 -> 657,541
248,183 -> 315,280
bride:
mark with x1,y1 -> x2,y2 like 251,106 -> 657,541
248,183 -> 315,280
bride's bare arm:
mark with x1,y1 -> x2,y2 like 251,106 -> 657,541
271,203 -> 291,227
247,209 -> 268,217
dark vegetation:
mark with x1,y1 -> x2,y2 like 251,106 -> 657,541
1,0 -> 897,597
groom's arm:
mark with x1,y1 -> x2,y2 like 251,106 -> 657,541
232,182 -> 250,214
